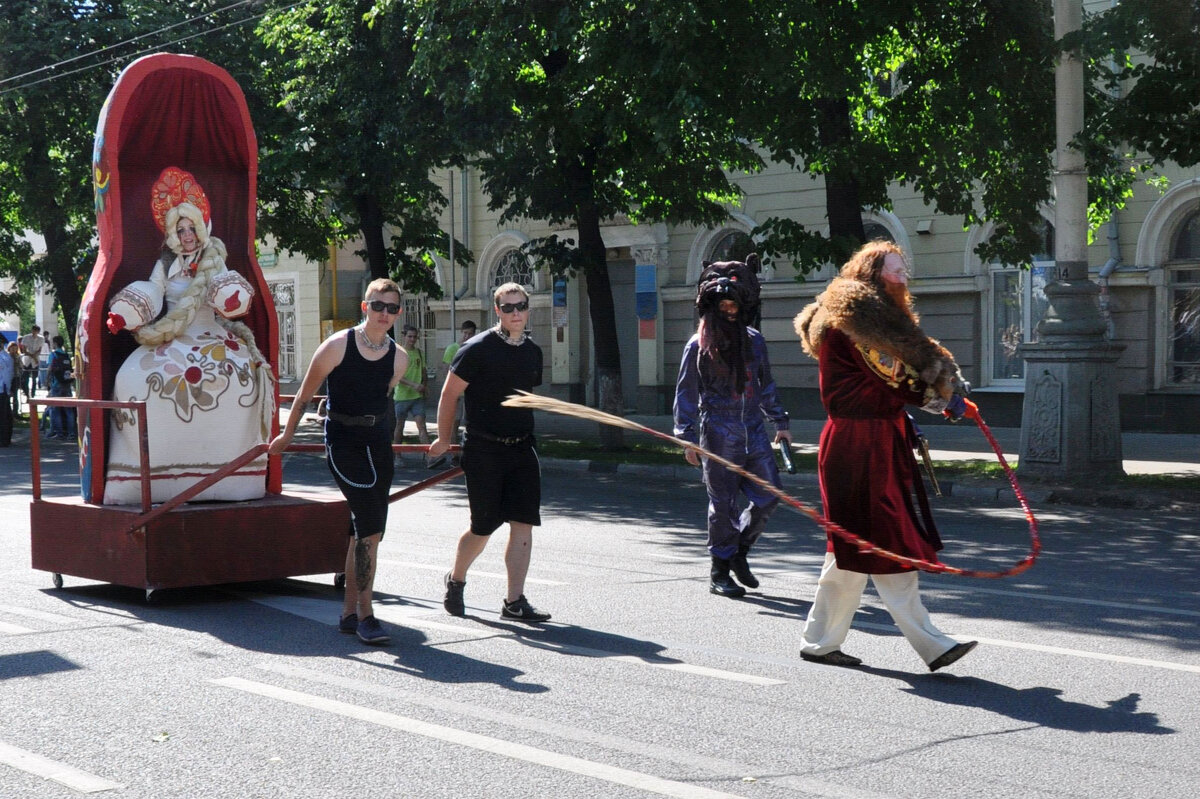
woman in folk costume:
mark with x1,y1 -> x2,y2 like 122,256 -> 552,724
794,240 -> 977,671
103,167 -> 274,505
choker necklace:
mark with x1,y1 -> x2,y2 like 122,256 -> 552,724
357,324 -> 389,352
494,324 -> 529,346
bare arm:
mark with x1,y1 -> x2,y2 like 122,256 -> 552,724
426,372 -> 467,459
267,332 -> 345,456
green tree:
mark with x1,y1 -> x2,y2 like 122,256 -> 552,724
255,0 -> 464,296
745,0 -> 1061,271
405,0 -> 762,443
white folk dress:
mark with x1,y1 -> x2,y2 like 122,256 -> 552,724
103,242 -> 272,505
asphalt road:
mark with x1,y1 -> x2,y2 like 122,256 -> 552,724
2,448 -> 1198,798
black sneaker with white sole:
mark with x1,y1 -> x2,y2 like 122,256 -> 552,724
444,572 -> 466,616
500,595 -> 551,623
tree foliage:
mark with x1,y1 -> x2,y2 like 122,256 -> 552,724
256,0 -> 464,296
743,0 -> 1060,271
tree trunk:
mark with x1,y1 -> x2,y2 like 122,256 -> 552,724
42,225 -> 81,342
355,193 -> 390,281
816,98 -> 866,252
576,204 -> 624,449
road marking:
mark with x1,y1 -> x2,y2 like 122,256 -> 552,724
240,592 -> 784,685
0,605 -> 82,625
255,661 -> 895,799
212,676 -> 747,799
0,740 -> 122,793
377,559 -> 565,585
0,620 -> 36,635
849,621 -> 1200,674
932,584 -> 1200,619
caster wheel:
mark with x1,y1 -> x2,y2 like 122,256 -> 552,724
334,573 -> 346,589
52,573 -> 63,589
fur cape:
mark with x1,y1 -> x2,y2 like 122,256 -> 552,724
794,276 -> 962,399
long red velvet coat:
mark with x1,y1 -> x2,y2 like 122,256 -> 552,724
815,327 -> 942,574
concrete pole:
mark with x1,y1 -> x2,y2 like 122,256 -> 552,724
1017,0 -> 1125,480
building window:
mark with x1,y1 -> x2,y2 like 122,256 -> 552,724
863,221 -> 895,243
491,249 -> 534,292
709,230 -> 753,263
987,223 -> 1054,384
1167,211 -> 1200,385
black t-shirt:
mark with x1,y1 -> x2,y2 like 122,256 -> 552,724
451,329 -> 543,438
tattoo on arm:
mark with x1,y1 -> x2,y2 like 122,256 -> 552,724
354,538 -> 371,591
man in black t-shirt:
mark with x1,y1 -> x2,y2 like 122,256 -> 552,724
428,282 -> 550,623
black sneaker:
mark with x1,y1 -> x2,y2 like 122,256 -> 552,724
338,613 -> 358,634
500,595 -> 551,623
443,572 -> 466,617
355,615 -> 390,645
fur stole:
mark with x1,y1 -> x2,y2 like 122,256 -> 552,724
795,276 -> 961,398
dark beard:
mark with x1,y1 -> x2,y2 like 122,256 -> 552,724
699,313 -> 749,394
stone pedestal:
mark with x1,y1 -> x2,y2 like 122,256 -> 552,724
1018,280 -> 1126,480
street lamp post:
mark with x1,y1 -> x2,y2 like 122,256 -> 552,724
1017,0 -> 1125,480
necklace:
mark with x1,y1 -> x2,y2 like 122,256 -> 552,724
357,324 -> 389,352
494,324 -> 529,346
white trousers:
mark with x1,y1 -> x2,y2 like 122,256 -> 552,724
801,552 -> 958,666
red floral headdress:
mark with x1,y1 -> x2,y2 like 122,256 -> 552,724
150,166 -> 210,234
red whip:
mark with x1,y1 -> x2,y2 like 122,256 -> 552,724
503,392 -> 1040,579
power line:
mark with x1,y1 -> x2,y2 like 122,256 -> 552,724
0,1 -> 255,88
0,1 -> 301,97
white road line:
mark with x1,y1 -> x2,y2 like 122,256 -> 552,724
0,620 -> 36,635
240,592 -> 785,685
932,584 -> 1200,619
0,740 -> 122,794
0,605 -> 82,625
850,621 -> 1200,674
376,559 -> 565,585
255,661 -> 896,799
212,676 -> 747,799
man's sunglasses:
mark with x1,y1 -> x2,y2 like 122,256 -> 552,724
498,301 -> 529,314
366,300 -> 401,314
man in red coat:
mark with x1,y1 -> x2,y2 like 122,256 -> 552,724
794,241 -> 978,672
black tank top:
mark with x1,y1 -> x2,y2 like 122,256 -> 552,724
327,330 -> 395,418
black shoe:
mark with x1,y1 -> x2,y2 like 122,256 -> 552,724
801,649 -> 863,667
928,640 -> 978,672
501,595 -> 551,623
709,556 -> 746,598
355,615 -> 390,645
338,613 -> 358,634
730,545 -> 759,589
443,572 -> 466,616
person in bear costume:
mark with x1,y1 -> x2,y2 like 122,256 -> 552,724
674,253 -> 792,598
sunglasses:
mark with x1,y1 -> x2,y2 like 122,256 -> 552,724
366,299 -> 401,314
498,300 -> 529,314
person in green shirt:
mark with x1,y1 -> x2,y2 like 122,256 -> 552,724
392,325 -> 429,445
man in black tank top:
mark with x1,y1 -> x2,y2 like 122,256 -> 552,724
428,282 -> 550,623
271,278 -> 408,644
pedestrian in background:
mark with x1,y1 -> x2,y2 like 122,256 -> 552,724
392,324 -> 430,447
674,253 -> 791,598
794,240 -> 978,671
18,324 -> 43,402
270,278 -> 408,645
438,319 -> 476,452
5,342 -> 20,419
0,340 -> 13,446
45,335 -> 75,440
428,284 -> 550,623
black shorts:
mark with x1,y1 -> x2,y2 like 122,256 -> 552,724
461,437 -> 541,536
326,435 -> 394,539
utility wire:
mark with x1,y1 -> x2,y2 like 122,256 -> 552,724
0,1 -> 301,97
0,1 -> 255,88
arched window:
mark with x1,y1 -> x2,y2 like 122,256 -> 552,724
490,249 -> 534,292
709,230 -> 753,263
988,221 -> 1054,383
1168,210 -> 1200,385
863,221 -> 895,243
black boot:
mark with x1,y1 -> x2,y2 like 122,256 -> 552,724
709,556 -> 746,598
730,544 -> 759,589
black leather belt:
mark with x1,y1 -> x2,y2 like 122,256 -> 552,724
467,429 -> 534,446
327,410 -> 381,427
